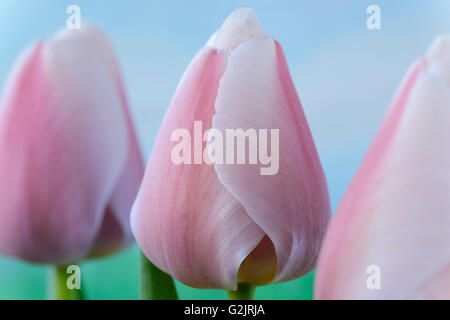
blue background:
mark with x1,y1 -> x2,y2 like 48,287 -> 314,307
0,0 -> 448,299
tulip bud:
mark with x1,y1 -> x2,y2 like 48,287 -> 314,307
131,8 -> 331,289
0,24 -> 144,264
315,36 -> 450,299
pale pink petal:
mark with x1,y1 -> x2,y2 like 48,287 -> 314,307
131,48 -> 266,289
89,44 -> 145,258
0,25 -> 134,264
416,264 -> 450,299
315,36 -> 450,299
133,8 -> 330,289
212,37 -> 331,283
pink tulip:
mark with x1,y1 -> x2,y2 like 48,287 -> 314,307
315,36 -> 450,299
0,24 -> 144,264
131,8 -> 331,289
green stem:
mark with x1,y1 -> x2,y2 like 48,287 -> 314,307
50,265 -> 84,300
228,283 -> 255,300
140,251 -> 178,300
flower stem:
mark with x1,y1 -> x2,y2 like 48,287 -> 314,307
140,250 -> 178,300
228,283 -> 255,300
50,265 -> 84,300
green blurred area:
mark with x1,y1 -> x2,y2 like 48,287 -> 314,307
0,245 -> 314,300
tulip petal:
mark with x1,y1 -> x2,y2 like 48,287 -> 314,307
416,264 -> 450,299
131,48 -> 266,289
315,37 -> 450,299
0,25 -> 130,264
212,37 -> 331,283
89,49 -> 145,258
133,8 -> 331,289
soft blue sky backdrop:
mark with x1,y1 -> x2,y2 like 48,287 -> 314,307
0,0 -> 449,299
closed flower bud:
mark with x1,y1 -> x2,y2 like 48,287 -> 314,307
0,24 -> 144,264
131,9 -> 331,290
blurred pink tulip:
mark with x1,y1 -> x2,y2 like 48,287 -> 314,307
315,36 -> 450,299
131,8 -> 331,289
0,24 -> 144,264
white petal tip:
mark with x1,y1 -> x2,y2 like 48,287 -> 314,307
43,23 -> 116,73
206,8 -> 266,50
425,35 -> 450,64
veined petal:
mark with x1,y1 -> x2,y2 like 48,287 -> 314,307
131,48 -> 266,289
315,36 -> 450,299
212,37 -> 331,283
0,25 -> 132,264
133,8 -> 331,289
